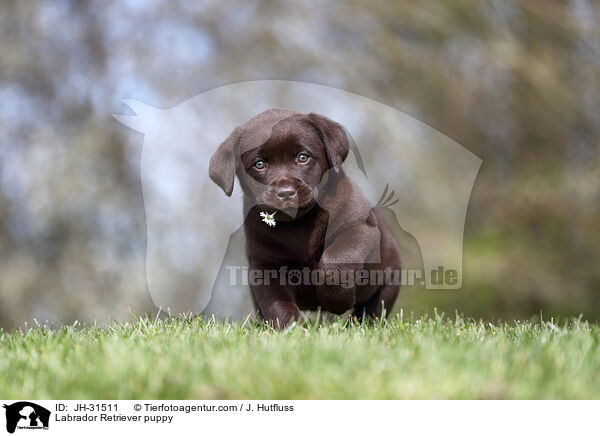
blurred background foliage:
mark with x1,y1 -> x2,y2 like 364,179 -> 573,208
0,0 -> 599,329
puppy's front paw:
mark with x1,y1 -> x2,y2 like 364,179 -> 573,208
263,300 -> 300,329
315,263 -> 356,314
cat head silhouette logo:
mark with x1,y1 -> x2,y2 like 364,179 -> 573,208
3,402 -> 50,434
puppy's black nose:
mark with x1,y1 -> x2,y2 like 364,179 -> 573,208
276,186 -> 297,201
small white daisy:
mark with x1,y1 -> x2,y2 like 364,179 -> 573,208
260,211 -> 277,227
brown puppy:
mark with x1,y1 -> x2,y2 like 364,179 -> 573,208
209,108 -> 401,327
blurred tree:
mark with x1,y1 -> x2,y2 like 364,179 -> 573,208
0,0 -> 598,328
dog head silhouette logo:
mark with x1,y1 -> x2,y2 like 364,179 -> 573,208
114,80 -> 481,319
3,402 -> 50,434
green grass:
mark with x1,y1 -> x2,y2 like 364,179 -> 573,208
1,313 -> 599,399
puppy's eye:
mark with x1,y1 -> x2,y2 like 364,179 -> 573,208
297,152 -> 310,164
254,160 -> 266,170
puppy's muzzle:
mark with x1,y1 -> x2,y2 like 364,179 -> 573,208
276,186 -> 297,201
262,182 -> 314,214
269,185 -> 298,210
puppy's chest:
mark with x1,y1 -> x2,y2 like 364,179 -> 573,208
246,210 -> 329,266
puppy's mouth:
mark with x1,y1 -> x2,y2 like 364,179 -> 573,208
259,198 -> 316,220
262,202 -> 313,219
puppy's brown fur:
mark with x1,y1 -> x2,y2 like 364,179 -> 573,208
210,108 -> 401,327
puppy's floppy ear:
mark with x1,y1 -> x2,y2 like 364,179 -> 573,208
209,127 -> 240,196
307,113 -> 349,172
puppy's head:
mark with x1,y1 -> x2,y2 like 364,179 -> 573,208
209,109 -> 349,218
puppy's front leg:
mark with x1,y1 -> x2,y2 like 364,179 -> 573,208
317,223 -> 380,314
251,281 -> 300,329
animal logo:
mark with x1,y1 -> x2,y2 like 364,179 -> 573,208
3,402 -> 50,434
114,80 -> 481,319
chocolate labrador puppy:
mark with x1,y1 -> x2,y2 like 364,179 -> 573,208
209,108 -> 401,327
